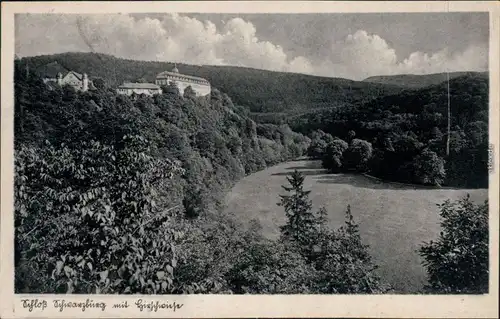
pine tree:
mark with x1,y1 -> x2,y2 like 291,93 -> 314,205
277,172 -> 386,293
278,170 -> 324,254
338,205 -> 371,262
314,205 -> 386,293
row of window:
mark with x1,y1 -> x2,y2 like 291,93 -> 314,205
116,89 -> 162,96
117,88 -> 160,92
156,77 -> 210,86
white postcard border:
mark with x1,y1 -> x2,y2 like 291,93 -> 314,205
1,2 -> 499,318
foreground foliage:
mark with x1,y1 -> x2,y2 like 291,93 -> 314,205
14,63 -> 311,294
15,136 -> 184,293
279,170 -> 389,293
419,195 -> 489,294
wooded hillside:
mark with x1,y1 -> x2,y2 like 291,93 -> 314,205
298,73 -> 489,188
13,54 -> 489,295
21,52 -> 402,116
15,60 -> 386,294
363,72 -> 487,89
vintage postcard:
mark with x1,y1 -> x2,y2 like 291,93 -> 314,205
1,1 -> 499,318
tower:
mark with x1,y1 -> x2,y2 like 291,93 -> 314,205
172,63 -> 179,73
57,72 -> 63,86
82,73 -> 89,92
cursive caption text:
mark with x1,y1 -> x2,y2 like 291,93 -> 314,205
21,298 -> 184,313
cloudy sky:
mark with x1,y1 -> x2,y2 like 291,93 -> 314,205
15,12 -> 488,80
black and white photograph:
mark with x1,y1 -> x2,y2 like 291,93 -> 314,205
1,1 -> 499,318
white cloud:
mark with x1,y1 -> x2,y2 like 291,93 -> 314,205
339,30 -> 398,78
287,56 -> 314,74
15,14 -> 488,80
320,30 -> 488,79
397,45 -> 488,75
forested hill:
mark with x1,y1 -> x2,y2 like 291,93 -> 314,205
296,73 -> 489,188
14,58 -> 388,295
293,73 -> 489,135
20,52 -> 402,115
363,71 -> 487,89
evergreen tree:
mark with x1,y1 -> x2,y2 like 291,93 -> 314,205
313,205 -> 387,293
278,170 -> 325,257
337,205 -> 372,262
277,171 -> 386,293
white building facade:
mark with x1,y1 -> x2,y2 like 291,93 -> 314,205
116,82 -> 162,96
43,71 -> 92,92
155,66 -> 211,96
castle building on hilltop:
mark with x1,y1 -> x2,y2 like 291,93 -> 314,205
116,82 -> 162,96
155,65 -> 211,96
37,62 -> 95,92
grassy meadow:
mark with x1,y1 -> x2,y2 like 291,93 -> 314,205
224,160 -> 488,293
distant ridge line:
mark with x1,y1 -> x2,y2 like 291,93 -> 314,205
363,71 -> 488,89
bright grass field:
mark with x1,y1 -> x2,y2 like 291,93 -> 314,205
224,160 -> 488,293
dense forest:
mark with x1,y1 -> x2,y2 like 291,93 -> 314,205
13,54 -> 489,294
21,52 -> 402,117
14,60 -> 390,294
363,72 -> 487,89
298,73 -> 489,188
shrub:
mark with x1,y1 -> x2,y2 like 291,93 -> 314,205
307,130 -> 334,158
15,135 -> 184,294
182,187 -> 207,219
226,240 -> 315,294
321,138 -> 349,173
183,86 -> 196,99
412,148 -> 446,186
344,139 -> 373,172
172,215 -> 239,294
419,195 -> 489,293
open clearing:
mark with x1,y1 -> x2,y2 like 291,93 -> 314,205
224,160 -> 488,293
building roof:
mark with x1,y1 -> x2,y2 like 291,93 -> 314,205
118,82 -> 161,90
36,61 -> 69,78
45,80 -> 60,91
66,71 -> 84,81
156,70 -> 210,84
36,62 -> 88,81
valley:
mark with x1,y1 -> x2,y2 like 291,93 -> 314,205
224,159 -> 488,293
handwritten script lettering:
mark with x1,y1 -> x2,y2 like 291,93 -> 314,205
53,299 -> 107,312
113,300 -> 130,308
135,299 -> 184,312
20,298 -> 184,313
21,299 -> 47,312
